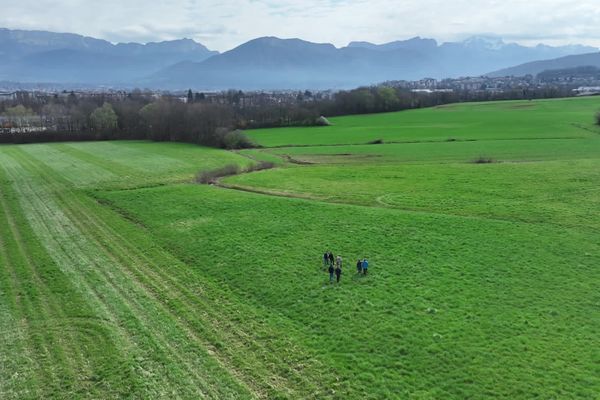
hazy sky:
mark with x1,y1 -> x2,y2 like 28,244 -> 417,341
1,0 -> 600,51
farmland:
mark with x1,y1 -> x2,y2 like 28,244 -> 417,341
1,97 -> 600,399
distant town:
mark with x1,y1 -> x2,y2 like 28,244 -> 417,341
1,65 -> 599,137
2,65 -> 599,108
388,66 -> 600,96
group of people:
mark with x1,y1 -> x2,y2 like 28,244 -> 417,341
322,251 -> 369,283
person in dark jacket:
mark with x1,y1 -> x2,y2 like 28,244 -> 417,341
323,252 -> 329,269
335,265 -> 342,283
362,258 -> 369,275
328,264 -> 335,283
328,252 -> 335,267
356,259 -> 363,274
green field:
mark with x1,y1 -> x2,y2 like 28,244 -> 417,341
1,97 -> 600,399
245,98 -> 599,147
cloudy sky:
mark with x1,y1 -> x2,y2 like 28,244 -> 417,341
1,0 -> 600,51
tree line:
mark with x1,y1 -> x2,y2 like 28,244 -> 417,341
0,85 -> 576,147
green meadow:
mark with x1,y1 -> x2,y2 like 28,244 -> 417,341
245,97 -> 599,146
1,97 -> 600,399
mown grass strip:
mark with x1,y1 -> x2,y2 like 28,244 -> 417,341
52,143 -> 138,179
0,162 -> 128,398
0,181 -> 44,399
3,147 -> 250,399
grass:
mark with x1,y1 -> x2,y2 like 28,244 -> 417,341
99,182 -> 600,399
1,97 -> 600,398
245,97 -> 600,147
19,140 -> 253,189
0,145 -> 338,399
223,159 -> 600,230
258,137 -> 600,164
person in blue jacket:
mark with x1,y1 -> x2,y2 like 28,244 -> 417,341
362,258 -> 369,275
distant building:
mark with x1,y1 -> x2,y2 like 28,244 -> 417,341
0,92 -> 17,101
573,86 -> 600,96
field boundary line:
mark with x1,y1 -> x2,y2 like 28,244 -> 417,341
215,180 -> 600,233
257,134 -> 590,149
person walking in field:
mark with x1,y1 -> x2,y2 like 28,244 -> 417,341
328,263 -> 335,283
323,251 -> 329,269
328,252 -> 335,267
336,255 -> 343,269
362,258 -> 369,275
356,259 -> 363,274
335,264 -> 342,283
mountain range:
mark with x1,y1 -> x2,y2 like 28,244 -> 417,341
488,52 -> 600,77
1,28 -> 598,90
0,28 -> 217,84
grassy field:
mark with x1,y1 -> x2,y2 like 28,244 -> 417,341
1,97 -> 600,399
245,97 -> 600,147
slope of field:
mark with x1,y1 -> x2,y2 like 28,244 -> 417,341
245,97 -> 600,147
100,183 -> 600,399
2,97 -> 600,399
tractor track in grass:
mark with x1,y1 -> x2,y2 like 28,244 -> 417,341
51,143 -> 136,178
257,134 -> 591,149
216,149 -> 600,232
215,178 -> 600,233
0,168 -> 97,397
0,190 -> 45,398
1,156 -> 160,398
9,150 -> 251,397
1,146 -> 341,399
33,147 -> 336,398
217,147 -> 600,232
4,148 -> 243,399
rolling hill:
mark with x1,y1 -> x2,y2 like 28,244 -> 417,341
488,51 -> 600,77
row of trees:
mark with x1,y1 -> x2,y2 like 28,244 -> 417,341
0,85 -> 579,146
0,95 -> 251,147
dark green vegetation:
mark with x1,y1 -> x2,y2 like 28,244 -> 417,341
1,97 -> 600,399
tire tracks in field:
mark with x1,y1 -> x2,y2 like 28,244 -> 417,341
0,194 -> 45,399
217,178 -> 600,233
5,148 -> 229,399
4,147 -> 340,399
59,200 -> 326,399
0,171 -> 84,397
51,143 -> 138,180
13,148 -> 257,398
4,152 -> 189,396
23,147 -> 337,398
0,176 -> 97,384
260,134 -> 591,149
